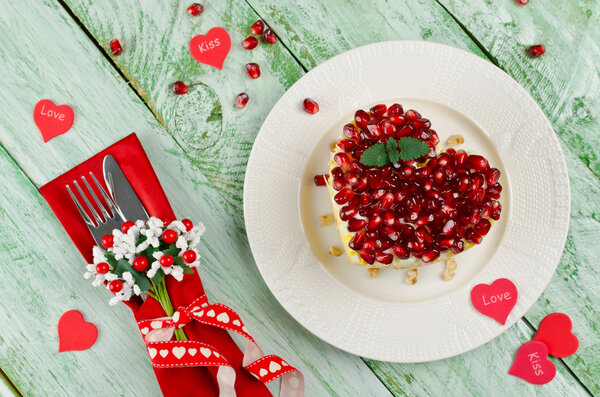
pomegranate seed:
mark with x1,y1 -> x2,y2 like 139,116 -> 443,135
490,201 -> 502,220
109,39 -> 123,56
366,215 -> 382,231
468,155 -> 489,172
171,81 -> 189,95
250,20 -> 264,35
337,139 -> 356,152
455,150 -> 468,167
334,152 -> 351,170
375,251 -> 394,264
364,120 -> 382,139
349,232 -> 365,250
263,29 -> 277,44
313,174 -> 328,186
430,130 -> 440,146
467,187 -> 486,203
187,3 -> 204,16
245,63 -> 261,79
381,119 -> 396,136
332,167 -> 343,178
390,114 -> 407,126
405,109 -> 421,121
353,177 -> 368,192
486,183 -> 503,199
380,192 -> 395,210
303,98 -> 319,114
360,249 -> 375,264
370,104 -> 387,117
340,206 -> 359,223
466,229 -> 483,244
397,124 -> 415,137
334,187 -> 354,205
472,174 -> 485,190
437,152 -> 452,167
413,118 -> 431,129
332,177 -> 345,191
442,219 -> 456,235
383,212 -> 395,227
407,238 -> 424,252
458,176 -> 472,192
416,214 -> 434,226
421,250 -> 440,263
438,236 -> 455,249
528,44 -> 545,58
474,219 -> 491,236
348,218 -> 367,232
354,110 -> 370,129
391,244 -> 409,259
515,0 -> 529,4
345,171 -> 358,186
387,103 -> 404,115
485,168 -> 501,186
343,123 -> 360,140
241,36 -> 258,50
235,93 -> 249,108
432,167 -> 447,186
451,240 -> 465,254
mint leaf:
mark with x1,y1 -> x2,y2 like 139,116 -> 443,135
388,148 -> 400,164
386,139 -> 400,164
397,137 -> 431,161
359,143 -> 388,166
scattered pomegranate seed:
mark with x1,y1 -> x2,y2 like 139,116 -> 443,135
187,3 -> 204,16
171,81 -> 189,95
109,39 -> 123,56
250,20 -> 265,35
528,44 -> 545,58
245,63 -> 261,79
263,29 -> 277,44
235,92 -> 249,109
303,98 -> 319,114
241,36 -> 258,50
515,0 -> 529,4
314,174 -> 328,186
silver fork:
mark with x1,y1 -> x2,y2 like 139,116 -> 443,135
66,172 -> 125,245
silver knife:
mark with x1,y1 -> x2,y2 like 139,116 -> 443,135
103,155 -> 149,221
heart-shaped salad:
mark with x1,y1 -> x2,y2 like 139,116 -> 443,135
315,103 -> 502,281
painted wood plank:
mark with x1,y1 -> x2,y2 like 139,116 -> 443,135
240,0 -> 600,394
0,1 -> 389,396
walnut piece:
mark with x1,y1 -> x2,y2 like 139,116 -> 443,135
406,268 -> 418,285
443,259 -> 458,281
319,213 -> 334,226
447,134 -> 465,146
328,246 -> 342,256
330,140 -> 338,152
368,268 -> 380,279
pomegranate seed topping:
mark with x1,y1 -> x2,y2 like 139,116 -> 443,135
392,244 -> 409,259
380,192 -> 395,210
313,174 -> 328,186
354,110 -> 370,129
332,167 -> 343,178
353,177 -> 368,192
413,118 -> 431,129
490,201 -> 502,220
187,3 -> 204,16
337,139 -> 356,152
334,152 -> 351,170
468,155 -> 489,172
466,229 -> 483,244
397,124 -> 414,137
303,98 -> 319,114
407,238 -> 424,252
405,109 -> 421,121
486,183 -> 503,199
349,232 -> 365,250
474,219 -> 491,236
421,250 -> 440,263
454,150 -> 468,167
171,81 -> 189,95
241,36 -> 258,50
442,219 -> 456,235
381,120 -> 396,136
332,177 -> 345,191
343,124 -> 360,140
250,20 -> 264,35
348,218 -> 367,232
109,39 -> 123,56
366,215 -> 382,231
245,63 -> 261,79
485,168 -> 501,186
375,251 -> 394,264
451,240 -> 465,254
457,176 -> 471,192
340,205 -> 359,222
388,103 -> 404,115
467,187 -> 486,203
263,29 -> 277,44
472,174 -> 485,190
437,152 -> 452,167
364,120 -> 382,139
235,92 -> 249,108
345,171 -> 358,186
390,114 -> 407,126
438,236 -> 455,249
334,187 -> 354,205
515,0 -> 529,4
528,44 -> 545,58
383,212 -> 395,227
370,104 -> 387,117
360,249 -> 375,264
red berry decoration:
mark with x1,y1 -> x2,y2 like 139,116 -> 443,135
245,63 -> 261,79
528,44 -> 545,58
250,20 -> 264,35
162,229 -> 178,244
241,36 -> 258,50
171,81 -> 189,95
160,254 -> 174,267
133,256 -> 149,271
262,29 -> 277,44
96,262 -> 109,274
181,219 -> 193,231
182,250 -> 197,263
236,93 -> 249,109
303,98 -> 319,114
108,280 -> 123,293
109,39 -> 123,56
121,221 -> 135,233
101,234 -> 114,248
187,3 -> 204,16
515,0 -> 529,4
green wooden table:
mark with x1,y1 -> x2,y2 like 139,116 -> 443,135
0,0 -> 598,395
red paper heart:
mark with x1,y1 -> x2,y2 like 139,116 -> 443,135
533,313 -> 579,358
189,27 -> 231,70
509,341 -> 556,384
58,310 -> 98,352
470,278 -> 518,325
33,100 -> 74,142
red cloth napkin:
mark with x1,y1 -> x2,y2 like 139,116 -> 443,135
40,133 -> 270,397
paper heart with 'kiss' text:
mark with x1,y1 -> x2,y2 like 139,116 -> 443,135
34,99 -> 74,142
509,341 -> 556,385
189,27 -> 231,70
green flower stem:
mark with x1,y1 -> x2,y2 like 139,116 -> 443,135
150,278 -> 188,341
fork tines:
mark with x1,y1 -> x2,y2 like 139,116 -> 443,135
66,172 -> 120,228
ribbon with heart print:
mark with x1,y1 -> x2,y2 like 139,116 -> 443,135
138,295 -> 305,397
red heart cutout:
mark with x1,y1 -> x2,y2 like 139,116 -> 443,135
33,100 -> 74,142
189,27 -> 231,70
533,313 -> 579,358
58,310 -> 98,352
509,341 -> 556,384
470,278 -> 518,325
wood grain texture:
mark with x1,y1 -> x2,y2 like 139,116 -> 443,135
243,0 -> 600,394
0,1 -> 390,396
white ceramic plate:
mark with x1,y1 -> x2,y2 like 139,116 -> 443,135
244,41 -> 570,362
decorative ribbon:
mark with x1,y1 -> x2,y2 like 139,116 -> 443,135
138,295 -> 305,397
